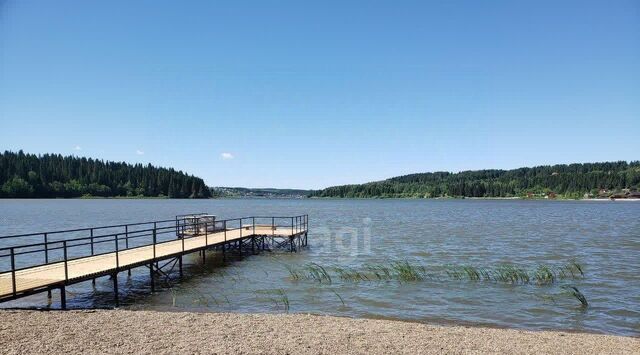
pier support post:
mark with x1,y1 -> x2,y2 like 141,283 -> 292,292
113,273 -> 119,307
60,286 -> 66,310
150,263 -> 155,292
47,290 -> 52,299
251,237 -> 255,254
222,243 -> 226,261
179,256 -> 183,277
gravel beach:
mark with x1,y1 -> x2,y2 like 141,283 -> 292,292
0,310 -> 638,354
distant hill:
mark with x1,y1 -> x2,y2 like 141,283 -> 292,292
211,187 -> 312,198
310,161 -> 640,199
0,150 -> 210,198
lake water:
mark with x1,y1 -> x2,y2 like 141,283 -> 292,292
0,199 -> 639,336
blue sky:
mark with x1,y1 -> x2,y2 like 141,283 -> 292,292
1,1 -> 638,189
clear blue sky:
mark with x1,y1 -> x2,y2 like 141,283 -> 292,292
1,1 -> 638,189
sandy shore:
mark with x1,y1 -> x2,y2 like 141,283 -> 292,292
1,310 -> 638,354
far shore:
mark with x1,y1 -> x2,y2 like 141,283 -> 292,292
1,196 -> 640,202
1,310 -> 637,354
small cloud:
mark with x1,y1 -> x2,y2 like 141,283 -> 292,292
74,145 -> 82,151
136,150 -> 145,155
221,152 -> 234,160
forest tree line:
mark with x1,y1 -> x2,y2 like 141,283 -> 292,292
0,151 -> 211,198
310,161 -> 640,199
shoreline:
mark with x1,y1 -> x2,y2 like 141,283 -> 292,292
1,310 -> 637,354
2,195 -> 640,201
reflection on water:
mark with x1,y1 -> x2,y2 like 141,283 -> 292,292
0,198 -> 639,336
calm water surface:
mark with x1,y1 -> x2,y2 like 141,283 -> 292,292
0,199 -> 638,336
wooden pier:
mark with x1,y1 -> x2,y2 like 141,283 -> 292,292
0,214 -> 308,308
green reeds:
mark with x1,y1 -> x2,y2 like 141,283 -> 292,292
534,265 -> 555,285
306,263 -> 332,284
364,263 -> 393,281
255,288 -> 290,311
331,289 -> 346,306
390,260 -> 425,282
334,265 -> 369,282
283,260 -> 584,286
285,264 -> 303,281
445,265 -> 491,281
562,285 -> 589,308
494,265 -> 530,284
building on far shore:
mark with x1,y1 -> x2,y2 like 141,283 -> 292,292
610,190 -> 640,199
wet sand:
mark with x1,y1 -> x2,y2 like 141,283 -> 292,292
1,310 -> 638,354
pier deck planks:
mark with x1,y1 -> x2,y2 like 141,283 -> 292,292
0,226 -> 298,298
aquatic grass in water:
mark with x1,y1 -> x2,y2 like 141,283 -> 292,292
364,263 -> 393,281
285,261 -> 584,285
331,289 -> 346,306
285,264 -> 303,281
334,265 -> 369,282
282,260 -> 589,310
494,265 -> 530,284
255,288 -> 290,311
306,263 -> 332,284
534,265 -> 556,285
562,285 -> 589,308
390,260 -> 425,282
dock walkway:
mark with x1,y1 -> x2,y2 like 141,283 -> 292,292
0,214 -> 308,308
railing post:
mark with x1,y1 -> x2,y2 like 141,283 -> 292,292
115,235 -> 119,269
152,227 -> 157,260
63,241 -> 68,281
291,217 -> 294,236
10,247 -> 16,296
272,217 -> 275,236
222,220 -> 227,260
253,217 -> 256,235
205,221 -> 208,245
90,228 -> 94,256
240,219 -> 243,239
44,233 -> 49,264
125,225 -> 129,250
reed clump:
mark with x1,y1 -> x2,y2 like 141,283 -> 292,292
305,263 -> 332,284
562,285 -> 589,308
390,260 -> 425,282
255,288 -> 290,311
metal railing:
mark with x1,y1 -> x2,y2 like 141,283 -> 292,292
0,214 -> 308,298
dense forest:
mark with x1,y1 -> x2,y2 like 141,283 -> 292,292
311,161 -> 640,199
211,187 -> 311,198
0,151 -> 211,198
